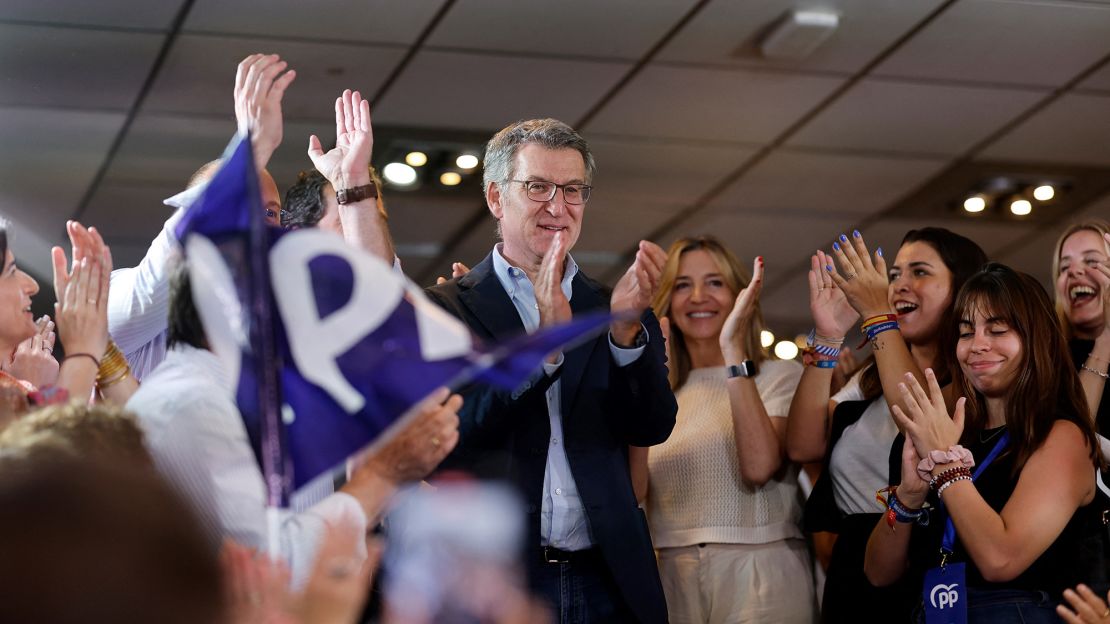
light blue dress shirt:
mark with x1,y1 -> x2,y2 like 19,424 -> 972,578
490,244 -> 646,551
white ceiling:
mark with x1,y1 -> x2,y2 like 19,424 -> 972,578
1,0 -> 1109,341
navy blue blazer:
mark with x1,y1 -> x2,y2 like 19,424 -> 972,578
425,252 -> 677,624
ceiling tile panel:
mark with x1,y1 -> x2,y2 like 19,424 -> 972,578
787,78 -> 1044,155
575,203 -> 680,254
659,0 -> 946,74
1077,61 -> 1110,93
587,137 -> 759,206
385,195 -> 485,248
373,51 -> 630,130
428,0 -> 698,59
705,149 -> 949,217
185,0 -> 447,45
0,107 -> 125,253
979,93 -> 1110,167
874,0 -> 1110,88
0,0 -> 179,29
0,24 -> 163,109
586,65 -> 844,143
143,34 -> 407,121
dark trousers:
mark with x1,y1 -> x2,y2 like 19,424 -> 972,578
529,549 -> 637,623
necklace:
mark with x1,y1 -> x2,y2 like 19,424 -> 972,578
979,426 -> 1006,443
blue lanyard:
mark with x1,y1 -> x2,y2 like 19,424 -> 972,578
940,431 -> 1010,556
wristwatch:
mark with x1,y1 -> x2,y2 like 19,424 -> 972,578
727,360 -> 757,378
335,183 -> 378,205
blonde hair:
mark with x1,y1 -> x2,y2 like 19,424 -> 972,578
651,236 -> 765,391
1051,218 -> 1110,338
0,402 -> 151,467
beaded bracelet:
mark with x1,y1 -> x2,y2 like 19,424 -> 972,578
917,445 -> 976,482
1081,364 -> 1109,380
929,465 -> 972,492
937,475 -> 972,496
876,486 -> 929,529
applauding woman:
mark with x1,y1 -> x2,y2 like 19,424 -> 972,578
630,236 -> 814,623
865,263 -> 1100,622
787,228 -> 986,620
1053,220 -> 1110,431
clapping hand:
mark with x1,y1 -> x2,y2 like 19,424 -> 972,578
890,369 -> 966,461
234,54 -> 296,172
51,221 -> 112,360
809,249 -> 859,341
308,89 -> 373,191
719,256 -> 763,362
826,230 -> 890,318
1058,583 -> 1110,624
610,241 -> 667,347
2,316 -> 58,389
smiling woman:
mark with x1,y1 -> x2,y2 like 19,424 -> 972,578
1052,219 -> 1110,436
0,229 -> 42,361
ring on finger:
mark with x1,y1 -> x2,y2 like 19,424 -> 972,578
86,298 -> 97,304
843,273 -> 856,281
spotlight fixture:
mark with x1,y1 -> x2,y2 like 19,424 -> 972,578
1010,198 -> 1032,216
456,154 -> 479,170
962,195 -> 987,213
1033,184 -> 1055,202
774,341 -> 799,360
760,330 -> 775,348
383,162 -> 417,186
405,151 -> 428,167
439,172 -> 462,186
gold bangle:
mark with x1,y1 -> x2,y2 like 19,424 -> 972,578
97,341 -> 128,382
96,368 -> 131,390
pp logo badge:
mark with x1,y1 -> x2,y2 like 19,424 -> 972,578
930,583 -> 960,609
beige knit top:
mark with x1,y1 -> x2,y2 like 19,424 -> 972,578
645,360 -> 805,548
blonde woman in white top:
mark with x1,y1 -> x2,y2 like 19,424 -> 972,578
630,236 -> 815,624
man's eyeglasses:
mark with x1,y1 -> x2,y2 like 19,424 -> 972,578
510,179 -> 592,205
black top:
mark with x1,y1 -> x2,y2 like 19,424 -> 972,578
1071,338 -> 1110,435
889,427 -> 1101,598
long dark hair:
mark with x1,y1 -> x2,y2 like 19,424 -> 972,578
859,227 -> 988,400
953,263 -> 1098,472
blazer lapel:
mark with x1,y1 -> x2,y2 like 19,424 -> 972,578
559,273 -> 608,417
456,253 -> 526,343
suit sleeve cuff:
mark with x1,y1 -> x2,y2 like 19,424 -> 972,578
609,323 -> 648,368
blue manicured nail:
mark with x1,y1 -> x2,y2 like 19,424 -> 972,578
825,265 -> 832,272
833,242 -> 841,251
853,230 -> 860,238
840,234 -> 848,242
877,247 -> 883,257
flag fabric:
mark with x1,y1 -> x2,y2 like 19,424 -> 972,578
175,135 -> 616,498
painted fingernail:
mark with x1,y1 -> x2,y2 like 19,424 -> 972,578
833,242 -> 841,251
825,265 -> 832,272
877,247 -> 883,257
757,256 -> 763,264
839,234 -> 848,242
853,230 -> 860,238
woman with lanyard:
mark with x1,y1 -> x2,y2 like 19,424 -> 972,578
864,263 -> 1101,623
787,227 -> 986,621
1052,220 -> 1110,430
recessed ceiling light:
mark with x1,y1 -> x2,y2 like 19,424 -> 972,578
760,330 -> 775,348
1033,185 -> 1055,201
405,151 -> 428,167
963,195 -> 986,213
774,341 -> 799,360
439,172 -> 462,186
383,162 -> 417,186
1010,199 -> 1032,216
456,154 -> 479,170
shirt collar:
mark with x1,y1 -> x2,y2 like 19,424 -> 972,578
491,243 -> 578,302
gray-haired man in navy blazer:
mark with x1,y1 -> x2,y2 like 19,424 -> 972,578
426,118 -> 677,623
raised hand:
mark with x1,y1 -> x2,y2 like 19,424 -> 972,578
610,240 -> 667,347
1090,238 -> 1110,339
435,261 -> 471,285
895,435 -> 930,509
890,369 -> 966,459
234,53 -> 296,171
535,231 -> 571,329
809,249 -> 859,340
2,316 -> 59,389
826,230 -> 890,318
354,387 -> 461,484
1057,583 -> 1110,624
51,240 -> 111,361
719,256 -> 763,362
308,89 -> 373,191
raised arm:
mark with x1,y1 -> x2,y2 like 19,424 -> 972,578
307,90 -> 395,262
787,250 -> 859,462
828,231 -> 929,419
234,53 -> 296,173
864,435 -> 928,586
